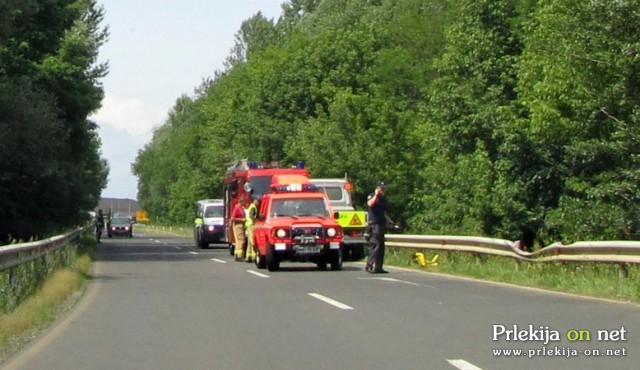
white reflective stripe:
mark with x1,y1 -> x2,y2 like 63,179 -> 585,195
275,243 -> 287,250
308,293 -> 353,310
247,270 -> 269,278
329,242 -> 340,249
446,359 -> 483,370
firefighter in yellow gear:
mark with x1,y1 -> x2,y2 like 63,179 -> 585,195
244,198 -> 259,262
232,198 -> 247,261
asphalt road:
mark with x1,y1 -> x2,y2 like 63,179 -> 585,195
3,227 -> 639,370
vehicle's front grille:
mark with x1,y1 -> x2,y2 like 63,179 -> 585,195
292,226 -> 324,239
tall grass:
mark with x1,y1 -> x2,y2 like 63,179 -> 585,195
0,236 -> 94,361
384,248 -> 640,304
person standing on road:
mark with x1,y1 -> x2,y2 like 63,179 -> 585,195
95,209 -> 105,244
244,198 -> 259,263
232,198 -> 247,261
365,181 -> 394,273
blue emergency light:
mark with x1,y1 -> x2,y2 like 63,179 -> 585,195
271,183 -> 317,192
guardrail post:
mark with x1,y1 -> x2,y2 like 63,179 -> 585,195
474,253 -> 484,265
619,263 -> 629,279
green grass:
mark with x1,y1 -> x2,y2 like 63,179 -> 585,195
0,235 -> 95,363
385,248 -> 640,304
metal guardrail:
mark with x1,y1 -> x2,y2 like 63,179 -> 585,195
0,227 -> 86,272
5,229 -> 638,272
385,234 -> 640,264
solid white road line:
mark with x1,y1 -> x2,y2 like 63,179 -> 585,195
446,359 -> 483,370
308,293 -> 354,310
211,258 -> 226,263
247,270 -> 270,278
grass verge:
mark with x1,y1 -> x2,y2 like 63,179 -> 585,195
0,237 -> 94,364
385,248 -> 640,304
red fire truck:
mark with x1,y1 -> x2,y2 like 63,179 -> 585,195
223,160 -> 309,255
252,174 -> 343,271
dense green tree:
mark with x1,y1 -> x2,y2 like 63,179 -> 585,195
134,0 -> 640,243
518,0 -> 640,241
410,0 -> 529,239
0,0 -> 108,241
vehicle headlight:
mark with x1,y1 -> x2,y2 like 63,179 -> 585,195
207,225 -> 214,231
327,228 -> 336,237
276,229 -> 287,238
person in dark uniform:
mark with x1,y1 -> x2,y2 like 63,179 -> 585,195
365,181 -> 394,273
95,209 -> 105,243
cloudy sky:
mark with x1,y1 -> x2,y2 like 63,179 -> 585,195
90,0 -> 286,200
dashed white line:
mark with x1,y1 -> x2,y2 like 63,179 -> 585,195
211,258 -> 226,263
308,293 -> 353,310
247,270 -> 270,278
447,359 -> 483,370
358,276 -> 436,288
189,251 -> 199,255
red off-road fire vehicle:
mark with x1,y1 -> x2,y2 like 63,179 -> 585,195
223,160 -> 309,255
251,174 -> 343,271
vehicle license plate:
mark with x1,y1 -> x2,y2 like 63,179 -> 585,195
294,245 -> 320,254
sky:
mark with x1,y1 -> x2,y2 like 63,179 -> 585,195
90,1 -> 286,200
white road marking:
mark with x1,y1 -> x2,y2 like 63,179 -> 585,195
308,293 -> 354,310
174,246 -> 181,250
211,258 -> 226,263
247,270 -> 270,278
358,277 -> 435,288
189,251 -> 199,255
447,359 -> 483,370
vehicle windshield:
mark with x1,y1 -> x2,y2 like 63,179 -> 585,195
204,205 -> 223,217
248,176 -> 272,198
270,198 -> 330,218
315,186 -> 344,202
111,217 -> 131,226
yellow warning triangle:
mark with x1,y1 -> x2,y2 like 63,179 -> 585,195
349,214 -> 363,226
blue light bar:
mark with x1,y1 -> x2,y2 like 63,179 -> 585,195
271,183 -> 317,192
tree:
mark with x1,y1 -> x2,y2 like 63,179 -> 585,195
517,0 -> 640,241
0,0 -> 108,241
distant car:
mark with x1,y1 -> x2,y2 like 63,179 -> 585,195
108,217 -> 133,238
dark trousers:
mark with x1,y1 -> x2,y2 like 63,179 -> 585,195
367,224 -> 386,271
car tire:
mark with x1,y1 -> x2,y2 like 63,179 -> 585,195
266,245 -> 279,271
350,244 -> 364,261
330,249 -> 343,271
